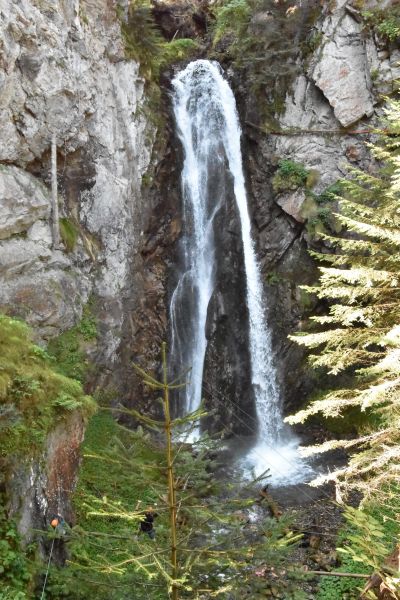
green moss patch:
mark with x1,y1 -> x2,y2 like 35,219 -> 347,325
59,218 -> 79,253
47,304 -> 98,383
0,314 -> 95,458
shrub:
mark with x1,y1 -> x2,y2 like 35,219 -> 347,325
0,502 -> 33,596
362,7 -> 400,42
212,0 -> 251,47
118,0 -> 199,81
272,159 -> 309,192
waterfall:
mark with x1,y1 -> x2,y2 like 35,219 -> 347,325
170,61 -> 225,434
171,60 -> 311,483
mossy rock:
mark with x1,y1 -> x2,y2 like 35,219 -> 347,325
59,217 -> 79,253
0,314 -> 95,457
272,159 -> 310,193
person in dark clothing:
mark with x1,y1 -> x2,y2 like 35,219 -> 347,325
140,507 -> 158,539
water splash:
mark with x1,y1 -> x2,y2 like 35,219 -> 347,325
171,60 -> 311,483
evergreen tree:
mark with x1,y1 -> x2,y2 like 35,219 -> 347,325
286,100 -> 400,497
45,344 -> 304,599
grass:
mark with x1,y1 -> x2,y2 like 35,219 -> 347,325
42,411 -> 169,600
316,489 -> 400,599
47,303 -> 98,383
0,315 -> 95,457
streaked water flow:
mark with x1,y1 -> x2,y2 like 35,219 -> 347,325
171,60 -> 311,483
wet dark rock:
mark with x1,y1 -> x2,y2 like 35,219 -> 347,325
5,411 -> 85,563
202,188 -> 254,436
152,0 -> 210,41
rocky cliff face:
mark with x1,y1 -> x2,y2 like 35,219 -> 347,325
1,0 -> 400,533
237,0 -> 400,413
0,0 -> 156,535
0,0 -> 153,364
7,411 -> 86,556
112,0 -> 400,434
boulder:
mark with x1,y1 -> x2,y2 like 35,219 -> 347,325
0,165 -> 50,240
311,13 -> 374,127
275,189 -> 307,223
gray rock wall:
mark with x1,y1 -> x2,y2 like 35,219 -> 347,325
0,0 -> 155,539
240,0 -> 400,413
0,0 -> 153,368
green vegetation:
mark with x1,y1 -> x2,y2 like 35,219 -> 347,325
302,30 -> 323,56
272,159 -> 310,193
272,159 -> 340,236
40,350 -> 307,600
287,101 -> 400,599
287,100 -> 400,496
0,315 -> 95,457
362,6 -> 400,42
118,0 -> 198,82
305,181 -> 343,236
42,412 -> 164,599
212,0 -> 251,48
316,491 -> 400,599
59,218 -> 79,253
47,303 -> 97,383
0,501 -> 33,599
211,0 -> 322,125
0,315 -> 96,598
117,0 -> 199,134
266,270 -> 284,285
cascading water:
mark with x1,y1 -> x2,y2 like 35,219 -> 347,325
170,61 -> 226,438
171,60 -> 311,483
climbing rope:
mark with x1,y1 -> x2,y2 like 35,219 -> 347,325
40,516 -> 67,599
245,120 -> 386,137
40,537 -> 55,600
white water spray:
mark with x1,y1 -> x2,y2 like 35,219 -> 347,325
171,60 -> 311,483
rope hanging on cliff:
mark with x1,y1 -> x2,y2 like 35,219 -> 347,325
40,515 -> 67,600
245,120 -> 388,137
40,537 -> 55,600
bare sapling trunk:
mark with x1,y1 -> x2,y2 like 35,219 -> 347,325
51,133 -> 60,249
161,342 -> 179,600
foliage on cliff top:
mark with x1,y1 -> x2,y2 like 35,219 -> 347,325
287,100 -> 400,497
0,314 -> 95,457
212,0 -> 252,47
362,5 -> 400,43
118,0 -> 198,81
211,0 -> 322,123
